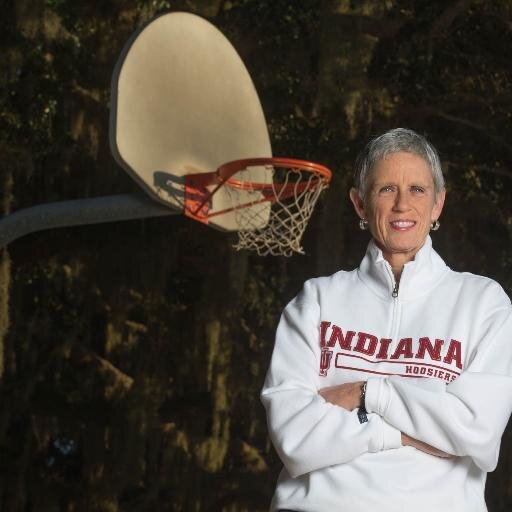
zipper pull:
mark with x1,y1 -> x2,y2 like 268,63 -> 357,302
392,282 -> 399,298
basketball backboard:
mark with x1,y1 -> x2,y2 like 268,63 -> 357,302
110,12 -> 272,231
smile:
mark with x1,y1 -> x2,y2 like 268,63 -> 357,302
390,220 -> 416,230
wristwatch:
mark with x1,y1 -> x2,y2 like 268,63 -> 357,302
357,381 -> 368,424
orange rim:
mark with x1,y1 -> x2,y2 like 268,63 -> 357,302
185,157 -> 332,220
218,157 -> 332,192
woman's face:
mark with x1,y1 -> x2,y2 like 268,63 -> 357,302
350,151 -> 446,265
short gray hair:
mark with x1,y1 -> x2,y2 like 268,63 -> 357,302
354,128 -> 445,200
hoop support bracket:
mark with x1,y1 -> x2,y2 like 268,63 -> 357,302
184,171 -> 222,224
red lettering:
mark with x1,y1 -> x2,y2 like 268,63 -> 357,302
376,338 -> 392,359
443,339 -> 463,369
330,326 -> 356,350
353,332 -> 378,356
415,337 -> 443,361
319,321 -> 332,347
320,323 -> 356,349
390,338 -> 414,359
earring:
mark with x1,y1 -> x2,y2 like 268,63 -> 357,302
431,220 -> 440,231
359,219 -> 369,231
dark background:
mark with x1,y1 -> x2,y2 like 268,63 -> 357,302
1,1 -> 511,510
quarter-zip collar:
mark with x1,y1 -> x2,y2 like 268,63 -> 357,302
357,236 -> 449,301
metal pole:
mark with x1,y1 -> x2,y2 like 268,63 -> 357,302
0,193 -> 180,248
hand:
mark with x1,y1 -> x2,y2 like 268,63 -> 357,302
319,381 -> 365,411
401,433 -> 453,458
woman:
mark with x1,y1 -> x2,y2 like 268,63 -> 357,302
261,128 -> 512,512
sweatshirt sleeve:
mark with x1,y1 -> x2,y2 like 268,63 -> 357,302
261,280 -> 402,478
365,299 -> 512,472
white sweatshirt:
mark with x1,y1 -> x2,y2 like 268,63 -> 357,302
261,237 -> 512,512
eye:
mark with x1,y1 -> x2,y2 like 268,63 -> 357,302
379,185 -> 395,193
410,186 -> 425,193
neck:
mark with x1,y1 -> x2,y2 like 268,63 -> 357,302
390,264 -> 403,283
374,238 -> 430,284
382,251 -> 415,284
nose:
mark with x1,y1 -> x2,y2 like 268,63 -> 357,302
392,189 -> 410,211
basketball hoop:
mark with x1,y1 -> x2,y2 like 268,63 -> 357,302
184,157 -> 332,256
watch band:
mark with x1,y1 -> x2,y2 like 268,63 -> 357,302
357,381 -> 368,424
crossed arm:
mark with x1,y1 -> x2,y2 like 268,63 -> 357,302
262,299 -> 455,478
319,381 -> 452,458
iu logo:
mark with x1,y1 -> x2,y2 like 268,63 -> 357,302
319,347 -> 333,377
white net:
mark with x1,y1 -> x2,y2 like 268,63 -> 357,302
224,163 -> 329,256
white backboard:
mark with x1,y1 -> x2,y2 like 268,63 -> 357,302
110,12 -> 272,231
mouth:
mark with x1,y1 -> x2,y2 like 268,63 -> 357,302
389,220 -> 416,231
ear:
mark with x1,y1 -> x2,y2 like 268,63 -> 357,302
349,188 -> 366,220
432,187 -> 446,222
